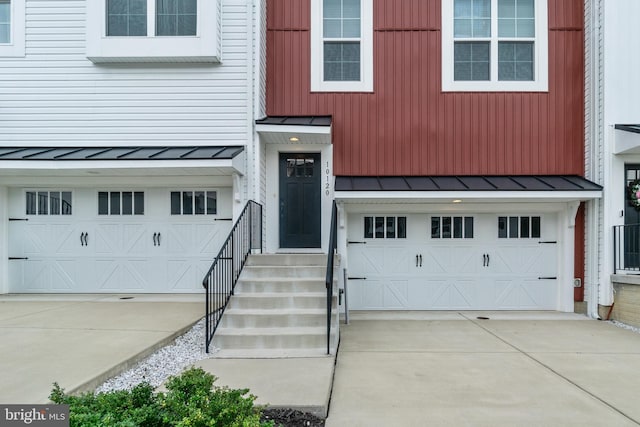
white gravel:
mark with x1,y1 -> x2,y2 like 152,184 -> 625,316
96,317 -> 218,393
609,319 -> 640,335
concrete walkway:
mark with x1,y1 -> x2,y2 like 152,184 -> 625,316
326,311 -> 640,427
0,294 -> 202,403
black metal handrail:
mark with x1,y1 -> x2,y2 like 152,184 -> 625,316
203,200 -> 262,353
614,223 -> 640,273
325,200 -> 338,355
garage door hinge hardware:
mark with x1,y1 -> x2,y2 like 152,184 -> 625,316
348,277 -> 367,280
538,241 -> 557,244
215,218 -> 233,221
8,257 -> 28,260
538,276 -> 557,280
8,218 -> 28,221
347,241 -> 367,245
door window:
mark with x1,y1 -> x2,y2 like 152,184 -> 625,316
26,191 -> 72,215
364,216 -> 407,239
98,191 -> 144,215
431,216 -> 474,238
498,215 -> 540,238
170,190 -> 216,215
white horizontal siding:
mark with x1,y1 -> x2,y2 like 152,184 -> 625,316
0,0 -> 253,147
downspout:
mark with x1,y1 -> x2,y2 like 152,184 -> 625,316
586,0 -> 603,319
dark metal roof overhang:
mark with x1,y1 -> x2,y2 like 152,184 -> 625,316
335,175 -> 602,204
255,116 -> 332,145
0,146 -> 245,177
614,124 -> 640,154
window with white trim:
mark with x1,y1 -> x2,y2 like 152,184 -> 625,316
311,0 -> 373,92
86,0 -> 218,63
106,0 -> 196,37
0,0 -> 25,57
26,191 -> 73,216
498,216 -> 540,238
442,0 -> 548,91
0,0 -> 9,43
171,191 -> 217,215
364,216 -> 407,239
431,216 -> 474,239
98,191 -> 145,215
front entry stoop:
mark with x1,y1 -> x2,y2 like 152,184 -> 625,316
212,254 -> 340,358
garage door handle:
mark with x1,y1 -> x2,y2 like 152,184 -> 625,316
157,233 -> 161,246
80,232 -> 84,246
153,233 -> 157,246
84,233 -> 88,246
483,254 -> 486,267
416,254 -> 419,267
419,254 -> 422,267
486,254 -> 489,267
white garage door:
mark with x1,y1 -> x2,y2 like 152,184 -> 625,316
8,188 -> 231,293
347,213 -> 558,310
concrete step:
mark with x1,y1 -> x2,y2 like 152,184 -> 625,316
247,254 -> 329,267
219,308 -> 338,328
236,278 -> 327,293
211,348 -> 335,358
241,265 -> 326,279
227,293 -> 336,310
213,326 -> 335,349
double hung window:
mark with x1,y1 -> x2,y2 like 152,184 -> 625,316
106,0 -> 196,37
0,0 -> 9,43
311,0 -> 373,92
0,0 -> 24,56
442,0 -> 548,91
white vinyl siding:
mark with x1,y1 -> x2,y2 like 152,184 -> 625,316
0,0 -> 251,146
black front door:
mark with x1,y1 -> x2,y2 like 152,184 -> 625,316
625,165 -> 640,268
279,153 -> 321,248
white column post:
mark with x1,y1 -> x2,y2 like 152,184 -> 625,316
559,202 -> 581,312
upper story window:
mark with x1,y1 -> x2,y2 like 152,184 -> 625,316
107,0 -> 147,36
311,0 -> 373,92
87,0 -> 218,63
0,0 -> 9,43
106,0 -> 196,37
0,0 -> 25,57
442,0 -> 548,92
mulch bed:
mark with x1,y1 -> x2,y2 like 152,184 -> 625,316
261,408 -> 325,427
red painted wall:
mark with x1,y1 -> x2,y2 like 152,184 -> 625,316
266,0 -> 585,177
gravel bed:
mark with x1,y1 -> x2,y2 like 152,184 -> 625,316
96,317 -> 217,393
609,319 -> 640,334
261,408 -> 325,427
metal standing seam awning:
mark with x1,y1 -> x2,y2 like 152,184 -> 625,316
334,175 -> 603,203
0,146 -> 246,176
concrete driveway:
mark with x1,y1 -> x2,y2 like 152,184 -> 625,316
0,294 -> 202,404
326,312 -> 640,427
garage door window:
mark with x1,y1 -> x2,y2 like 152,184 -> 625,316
498,215 -> 540,238
431,216 -> 474,238
171,191 -> 217,215
364,216 -> 406,239
26,191 -> 72,215
98,191 -> 144,215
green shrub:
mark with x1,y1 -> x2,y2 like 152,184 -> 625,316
50,367 -> 273,427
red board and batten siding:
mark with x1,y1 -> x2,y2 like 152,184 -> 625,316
266,0 -> 585,177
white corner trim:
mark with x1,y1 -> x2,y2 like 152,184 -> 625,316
441,0 -> 549,92
310,0 -> 373,92
0,0 -> 25,57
